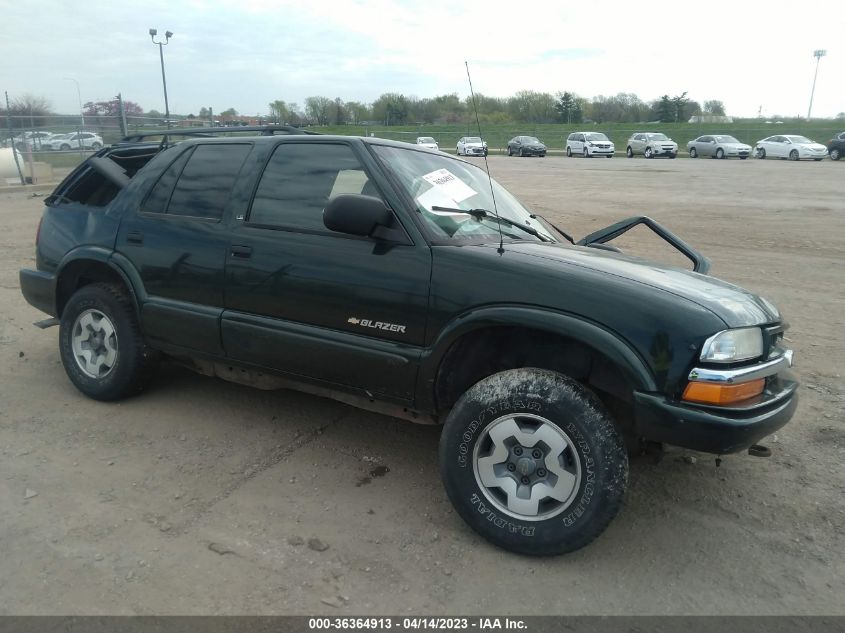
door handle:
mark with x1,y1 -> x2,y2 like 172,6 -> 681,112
230,245 -> 252,258
127,230 -> 144,244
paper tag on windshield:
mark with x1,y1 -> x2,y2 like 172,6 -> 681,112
421,169 -> 477,203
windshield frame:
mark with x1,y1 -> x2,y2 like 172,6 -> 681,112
367,141 -> 558,247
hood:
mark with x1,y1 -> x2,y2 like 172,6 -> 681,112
503,241 -> 780,327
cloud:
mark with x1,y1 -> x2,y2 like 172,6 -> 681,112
1,0 -> 842,118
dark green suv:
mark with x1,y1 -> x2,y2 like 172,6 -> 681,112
20,128 -> 797,555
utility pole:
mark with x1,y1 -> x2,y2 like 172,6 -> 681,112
149,29 -> 173,128
116,93 -> 127,137
807,49 -> 827,120
4,91 -> 25,185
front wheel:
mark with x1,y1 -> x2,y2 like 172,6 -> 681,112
644,147 -> 653,159
669,153 -> 677,159
789,149 -> 799,161
92,142 -> 102,150
626,147 -> 633,158
60,144 -> 71,150
689,147 -> 698,158
439,368 -> 628,555
59,283 -> 158,401
566,146 -> 572,157
716,148 -> 725,159
583,147 -> 590,158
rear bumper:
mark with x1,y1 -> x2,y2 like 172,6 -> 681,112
633,375 -> 798,454
19,268 -> 56,316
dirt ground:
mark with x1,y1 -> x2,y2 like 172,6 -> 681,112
1,155 -> 843,615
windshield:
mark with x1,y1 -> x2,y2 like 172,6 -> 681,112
585,133 -> 609,141
786,135 -> 812,144
714,135 -> 740,143
373,145 -> 556,244
648,133 -> 669,141
465,137 -> 482,143
524,137 -> 541,143
418,137 -> 435,143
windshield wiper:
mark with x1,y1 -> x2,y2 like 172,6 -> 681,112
430,206 -> 551,242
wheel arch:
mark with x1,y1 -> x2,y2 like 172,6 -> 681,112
55,248 -> 144,317
419,306 -> 656,416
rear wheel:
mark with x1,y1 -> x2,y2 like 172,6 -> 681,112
789,149 -> 799,161
830,148 -> 840,160
439,368 -> 628,555
689,147 -> 698,158
757,148 -> 766,159
716,148 -> 725,159
92,142 -> 102,150
669,153 -> 677,159
59,283 -> 158,401
60,143 -> 71,151
520,148 -> 525,157
626,147 -> 633,158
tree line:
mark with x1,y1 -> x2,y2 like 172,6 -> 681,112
27,89 -> 845,129
258,92 -> 728,126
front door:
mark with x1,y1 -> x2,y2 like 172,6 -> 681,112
222,140 -> 431,402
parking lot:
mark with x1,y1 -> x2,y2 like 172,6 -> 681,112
1,155 -> 843,615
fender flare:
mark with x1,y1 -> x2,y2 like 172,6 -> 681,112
55,247 -> 146,315
416,305 -> 657,410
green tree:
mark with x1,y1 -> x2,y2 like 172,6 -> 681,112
657,95 -> 674,123
304,96 -> 332,125
703,100 -> 726,116
672,91 -> 689,122
220,107 -> 238,118
555,91 -> 576,123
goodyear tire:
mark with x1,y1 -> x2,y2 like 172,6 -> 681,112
439,368 -> 628,555
59,283 -> 158,401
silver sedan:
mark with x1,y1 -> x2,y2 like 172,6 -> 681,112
687,135 -> 752,159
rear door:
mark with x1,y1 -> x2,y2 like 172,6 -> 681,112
221,140 -> 431,402
115,142 -> 253,355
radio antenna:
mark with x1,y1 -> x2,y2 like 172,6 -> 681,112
465,61 -> 504,254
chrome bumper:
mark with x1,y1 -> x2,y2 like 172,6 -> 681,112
688,348 -> 794,384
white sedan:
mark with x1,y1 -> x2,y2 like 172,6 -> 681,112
755,135 -> 828,161
456,136 -> 487,156
44,132 -> 104,151
415,136 -> 439,150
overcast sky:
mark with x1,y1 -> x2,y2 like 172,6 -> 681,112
2,0 -> 843,119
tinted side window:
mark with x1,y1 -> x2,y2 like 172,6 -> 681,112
248,143 -> 372,232
141,148 -> 193,214
166,144 -> 251,219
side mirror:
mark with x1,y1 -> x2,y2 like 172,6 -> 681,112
323,194 -> 402,241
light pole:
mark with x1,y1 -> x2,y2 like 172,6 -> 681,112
63,77 -> 84,129
149,28 -> 173,129
807,49 -> 826,120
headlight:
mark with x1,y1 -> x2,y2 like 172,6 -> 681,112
700,328 -> 764,363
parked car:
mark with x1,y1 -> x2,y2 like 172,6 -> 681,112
687,135 -> 751,159
625,132 -> 678,158
44,132 -> 104,151
415,136 -> 439,150
20,128 -> 797,556
456,136 -> 487,156
825,131 -> 844,161
14,131 -> 56,151
506,136 -> 547,157
755,135 -> 828,161
566,132 -> 614,158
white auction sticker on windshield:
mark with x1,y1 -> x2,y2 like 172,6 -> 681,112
421,168 -> 477,203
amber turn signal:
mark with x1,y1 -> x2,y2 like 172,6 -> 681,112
682,378 -> 765,406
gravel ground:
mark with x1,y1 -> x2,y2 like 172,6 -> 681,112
0,155 -> 843,615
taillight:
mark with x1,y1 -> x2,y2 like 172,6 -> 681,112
35,217 -> 42,245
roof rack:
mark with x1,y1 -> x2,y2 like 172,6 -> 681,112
119,125 -> 320,143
